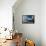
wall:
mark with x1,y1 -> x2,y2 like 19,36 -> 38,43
41,0 -> 46,46
13,0 -> 41,46
0,0 -> 16,30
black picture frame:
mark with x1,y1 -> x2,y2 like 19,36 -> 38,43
22,15 -> 35,24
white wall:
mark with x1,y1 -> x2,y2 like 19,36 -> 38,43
41,0 -> 46,46
13,0 -> 41,46
0,0 -> 16,30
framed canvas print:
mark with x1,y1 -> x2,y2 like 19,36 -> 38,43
22,15 -> 35,24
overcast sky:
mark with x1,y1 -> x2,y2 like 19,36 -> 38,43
0,0 -> 16,29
